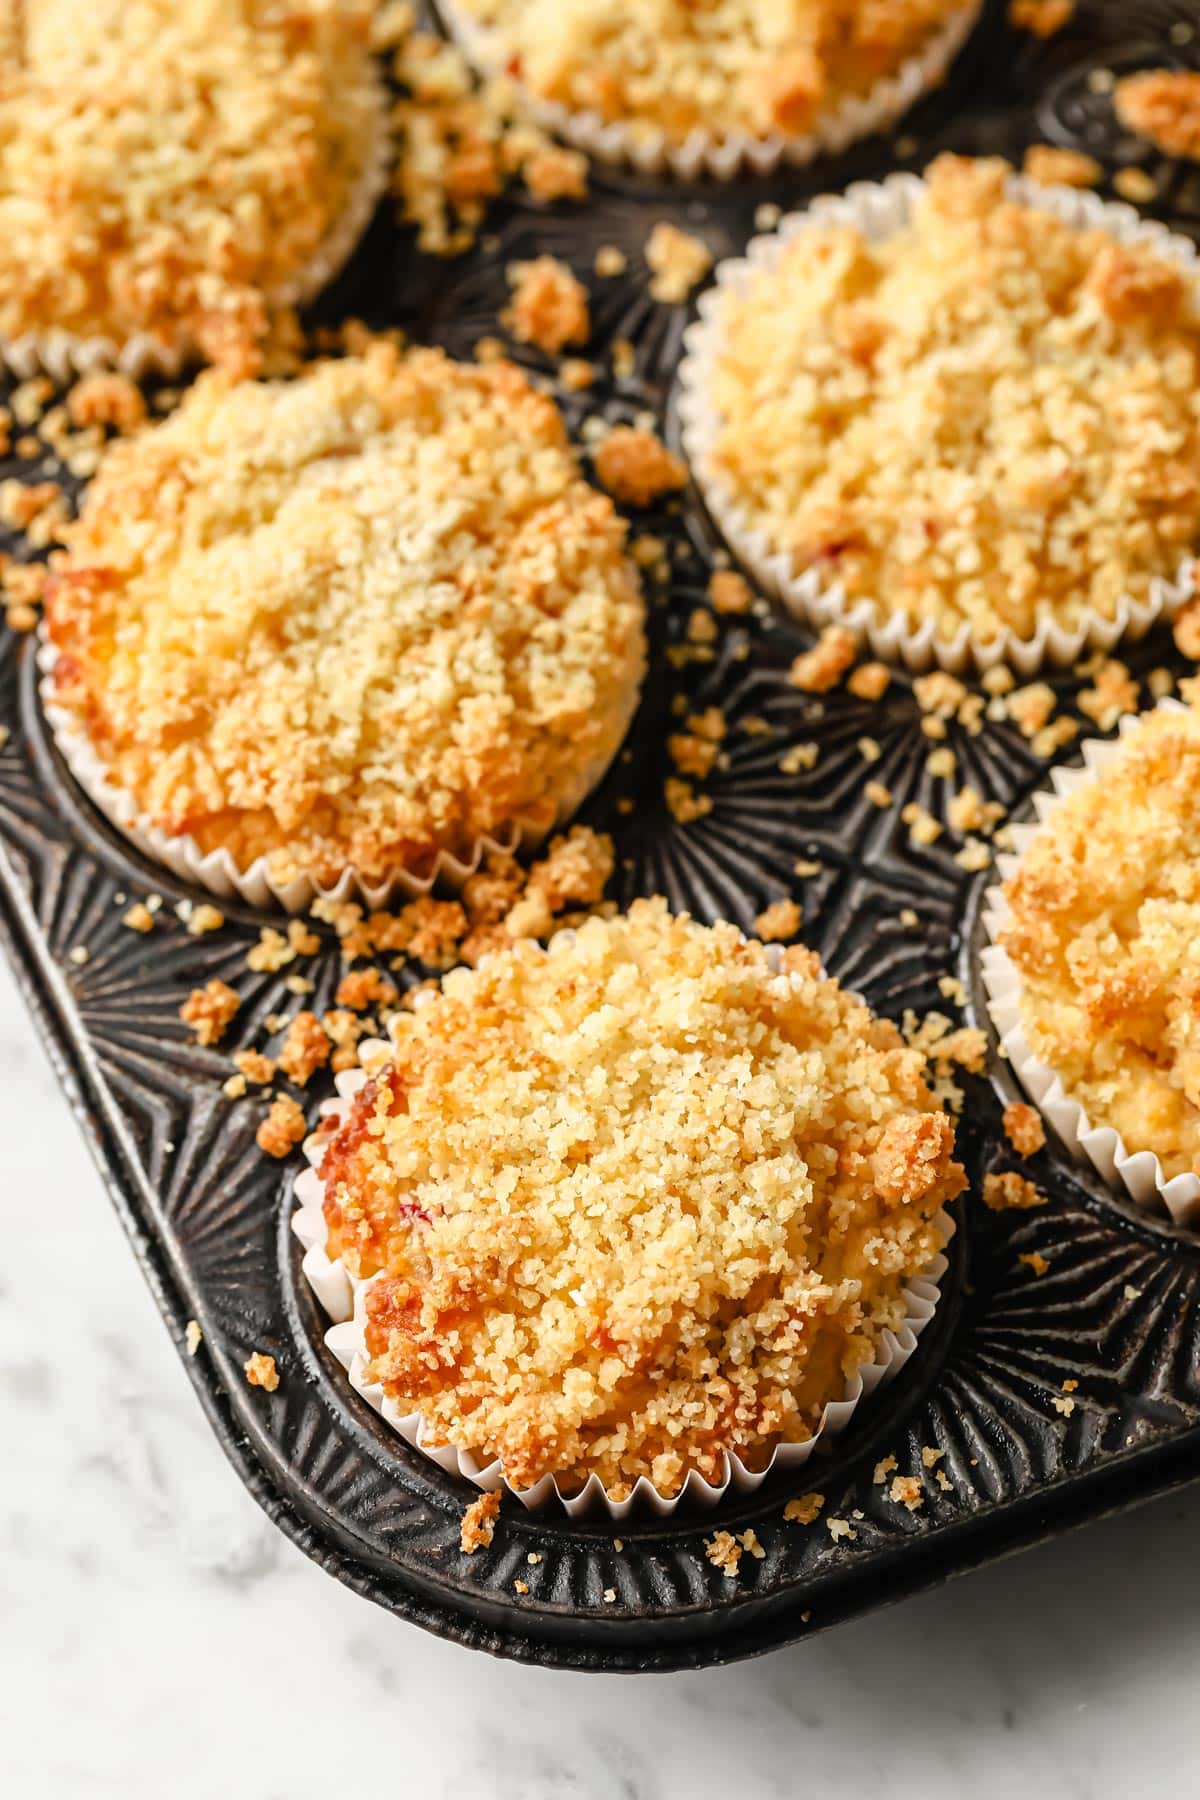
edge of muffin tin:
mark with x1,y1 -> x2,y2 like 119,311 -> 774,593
7,0 -> 1200,1668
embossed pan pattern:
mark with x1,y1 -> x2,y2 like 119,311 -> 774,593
3,0 -> 1200,1669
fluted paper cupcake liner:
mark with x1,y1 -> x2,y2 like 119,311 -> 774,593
0,81 -> 391,385
677,172 -> 1198,674
981,702 -> 1200,1226
292,993 -> 954,1520
38,636 -> 640,912
438,0 -> 979,181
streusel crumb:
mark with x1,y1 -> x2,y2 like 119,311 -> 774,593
504,256 -> 590,354
1009,0 -> 1074,35
47,345 -> 645,887
0,0 -> 382,371
1003,1102 -> 1047,1157
1021,145 -> 1102,189
788,626 -> 856,694
983,1170 -> 1046,1211
706,154 -> 1200,647
179,979 -> 240,1048
1115,70 -> 1200,163
593,427 -> 687,508
276,1012 -> 332,1087
257,1096 -> 307,1158
645,224 -> 712,304
459,1491 -> 500,1553
1001,702 -> 1200,1177
784,1492 -> 824,1524
244,1351 -> 279,1392
709,570 -> 753,615
753,898 -> 802,942
318,901 -> 964,1498
454,0 -> 968,143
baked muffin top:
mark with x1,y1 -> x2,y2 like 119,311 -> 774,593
319,900 -> 964,1498
1000,703 -> 1200,1179
0,0 -> 382,371
46,344 -> 646,887
452,0 -> 965,143
704,155 -> 1200,647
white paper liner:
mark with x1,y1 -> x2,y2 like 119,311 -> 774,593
981,701 -> 1200,1226
292,982 -> 954,1520
0,80 -> 392,385
677,172 -> 1199,674
38,636 -> 640,912
438,2 -> 979,181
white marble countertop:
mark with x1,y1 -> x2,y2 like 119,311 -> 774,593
4,951 -> 1198,1799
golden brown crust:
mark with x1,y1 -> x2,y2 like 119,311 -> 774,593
456,0 -> 967,143
707,154 -> 1200,646
46,345 -> 646,886
0,0 -> 381,370
1001,702 -> 1200,1178
319,900 -> 964,1499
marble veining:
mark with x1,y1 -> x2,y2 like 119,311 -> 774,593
3,950 -> 1198,1799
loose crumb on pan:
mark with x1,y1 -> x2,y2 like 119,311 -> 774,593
1114,70 -> 1200,162
783,1492 -> 824,1524
185,1319 -> 203,1357
753,898 -> 802,942
709,569 -> 753,615
460,1491 -> 500,1553
244,1351 -> 280,1392
1008,0 -> 1074,35
46,345 -> 646,889
889,1474 -> 924,1510
705,1531 -> 743,1578
788,626 -> 856,694
451,0 -> 971,144
593,426 -> 687,508
257,1096 -> 307,1159
179,979 -> 240,1048
0,0 -> 382,373
1021,144 -> 1102,188
645,223 -> 712,304
1003,1101 -> 1047,1157
983,1170 -> 1047,1211
1020,1251 -> 1051,1276
706,154 -> 1200,648
318,900 -> 964,1499
1000,701 -> 1200,1179
504,256 -> 590,353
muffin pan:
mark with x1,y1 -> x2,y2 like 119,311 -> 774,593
5,0 -> 1200,1670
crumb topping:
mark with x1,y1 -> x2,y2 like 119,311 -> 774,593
1115,70 -> 1200,163
706,154 -> 1200,647
1001,702 -> 1200,1178
593,426 -> 687,509
47,345 -> 646,886
1021,144 -> 1102,188
180,978 -> 240,1047
244,1350 -> 280,1390
454,0 -> 967,144
1002,1101 -> 1046,1158
0,0 -> 381,371
459,1490 -> 500,1552
319,900 -> 963,1499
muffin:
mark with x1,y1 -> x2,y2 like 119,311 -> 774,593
43,344 -> 647,906
984,701 -> 1200,1220
679,154 -> 1200,671
442,0 -> 979,177
309,901 -> 964,1504
0,0 -> 387,377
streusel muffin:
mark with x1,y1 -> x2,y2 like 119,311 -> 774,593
44,344 -> 646,898
996,703 -> 1200,1184
0,0 -> 386,375
684,155 -> 1200,665
444,0 -> 977,173
315,901 -> 964,1500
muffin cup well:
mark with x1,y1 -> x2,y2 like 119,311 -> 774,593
38,636 -> 641,913
292,1011 -> 954,1521
0,79 -> 391,385
981,703 -> 1200,1227
677,172 -> 1198,674
438,0 -> 979,181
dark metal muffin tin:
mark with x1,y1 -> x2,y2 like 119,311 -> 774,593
5,0 -> 1200,1670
